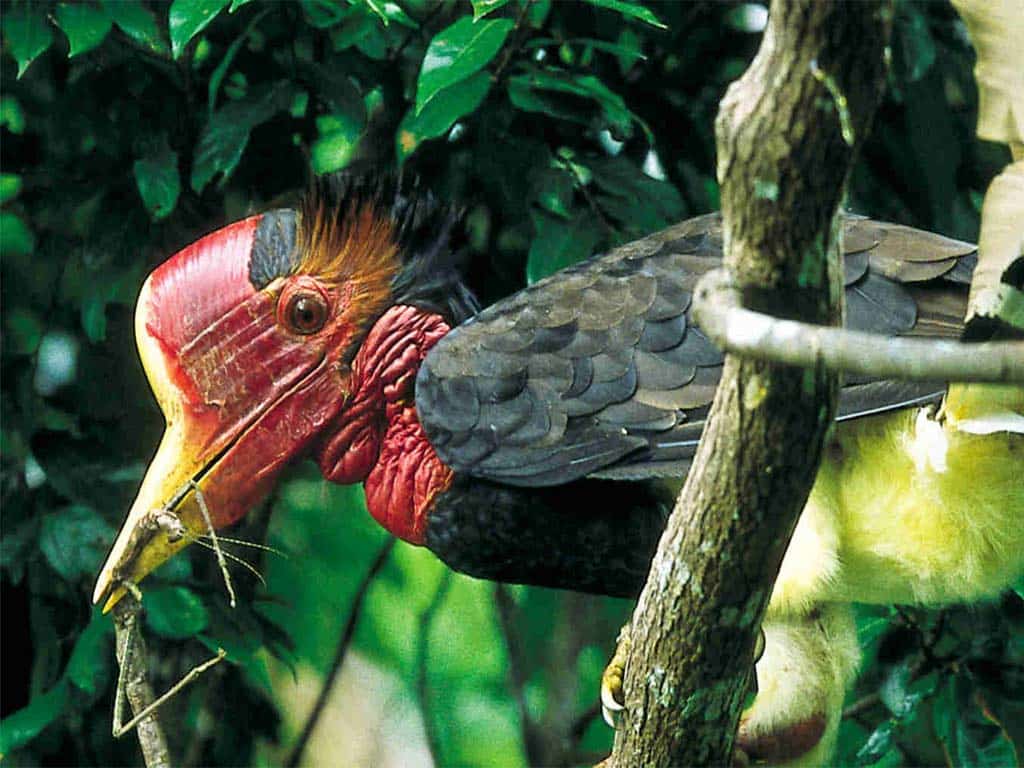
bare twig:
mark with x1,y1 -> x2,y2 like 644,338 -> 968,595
112,596 -> 171,768
115,650 -> 227,738
285,537 -> 396,768
693,269 -> 1024,384
491,0 -> 534,83
112,595 -> 224,767
417,570 -> 454,768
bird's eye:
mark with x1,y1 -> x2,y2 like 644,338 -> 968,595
285,292 -> 328,334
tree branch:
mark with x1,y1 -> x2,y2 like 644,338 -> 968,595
693,269 -> 1024,383
608,2 -> 891,765
112,597 -> 172,768
112,594 -> 226,767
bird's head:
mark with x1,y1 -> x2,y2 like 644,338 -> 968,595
93,176 -> 466,611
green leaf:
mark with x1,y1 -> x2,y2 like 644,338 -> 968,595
527,210 -> 601,283
0,212 -> 35,257
168,0 -> 229,59
81,288 -> 108,342
4,307 -> 44,355
397,70 -> 490,162
299,0 -> 346,28
39,505 -> 116,581
855,719 -> 895,765
0,174 -> 22,205
0,516 -> 37,583
582,0 -> 666,29
133,141 -> 181,220
312,113 -> 364,174
1,97 -> 26,134
67,609 -> 114,696
880,660 -> 919,720
207,6 -> 269,111
191,82 -> 293,193
146,586 -> 210,639
3,6 -> 54,78
0,679 -> 69,755
301,62 -> 367,126
199,602 -> 274,692
896,4 -> 936,84
471,0 -> 509,19
230,0 -> 256,10
103,0 -> 168,54
415,17 -> 512,115
56,3 -> 112,57
365,0 -> 417,28
589,155 -> 683,237
527,36 -> 647,66
508,68 -> 641,140
532,167 -> 574,218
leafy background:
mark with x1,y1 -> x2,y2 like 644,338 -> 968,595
1,0 -> 1021,766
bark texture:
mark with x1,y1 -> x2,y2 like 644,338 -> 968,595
113,597 -> 172,768
608,3 -> 891,766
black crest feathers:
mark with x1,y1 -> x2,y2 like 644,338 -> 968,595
299,170 -> 478,326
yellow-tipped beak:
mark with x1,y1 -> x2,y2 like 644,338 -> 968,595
93,422 -> 210,612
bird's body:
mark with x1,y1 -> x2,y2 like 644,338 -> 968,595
94,176 -> 1024,767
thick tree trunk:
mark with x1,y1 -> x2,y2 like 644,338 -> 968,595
608,3 -> 891,766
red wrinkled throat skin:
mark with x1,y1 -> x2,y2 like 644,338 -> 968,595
317,305 -> 454,543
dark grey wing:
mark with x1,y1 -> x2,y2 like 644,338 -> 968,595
837,217 -> 975,417
416,213 -> 976,487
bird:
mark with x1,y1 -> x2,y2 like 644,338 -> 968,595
93,173 -> 1023,766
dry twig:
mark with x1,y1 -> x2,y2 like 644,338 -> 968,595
112,594 -> 226,768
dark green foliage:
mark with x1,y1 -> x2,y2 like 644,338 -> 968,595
0,1 -> 1017,765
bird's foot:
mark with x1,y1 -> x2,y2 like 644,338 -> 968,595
600,624 -> 630,728
599,625 -> 763,730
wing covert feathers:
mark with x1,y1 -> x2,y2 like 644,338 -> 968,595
416,214 -> 976,486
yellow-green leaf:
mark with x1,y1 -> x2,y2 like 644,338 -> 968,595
0,174 -> 22,205
398,70 -> 490,162
311,113 -> 365,174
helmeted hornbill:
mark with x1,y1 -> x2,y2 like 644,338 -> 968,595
93,174 -> 1024,767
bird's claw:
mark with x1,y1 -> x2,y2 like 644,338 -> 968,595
598,625 -> 763,730
600,625 -> 630,728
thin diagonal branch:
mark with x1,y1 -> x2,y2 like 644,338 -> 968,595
417,570 -> 454,767
285,536 -> 396,768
